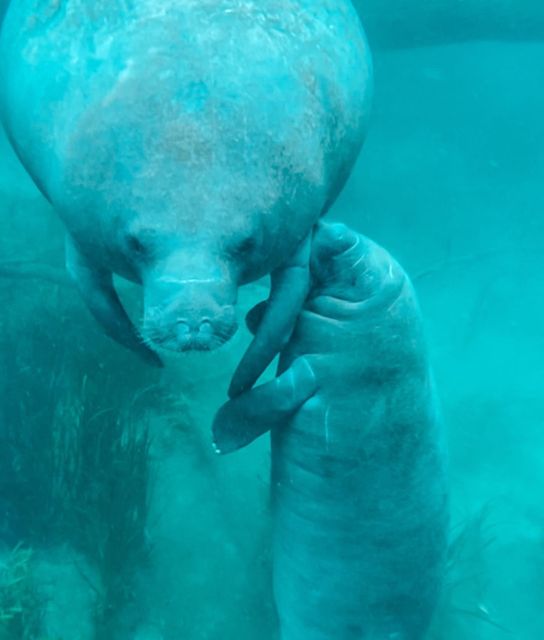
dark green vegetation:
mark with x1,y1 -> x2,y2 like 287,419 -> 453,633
0,546 -> 44,639
0,195 -> 174,637
0,275 -> 165,638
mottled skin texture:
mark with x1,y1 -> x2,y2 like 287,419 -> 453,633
0,1 -> 372,388
3,1 -> 544,47
214,222 -> 449,640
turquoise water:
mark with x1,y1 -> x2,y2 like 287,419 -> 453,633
1,6 -> 543,640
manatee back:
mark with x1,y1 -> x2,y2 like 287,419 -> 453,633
0,1 -> 372,228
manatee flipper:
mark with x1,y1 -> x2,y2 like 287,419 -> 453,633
214,356 -> 317,454
65,235 -> 162,367
245,300 -> 267,336
228,232 -> 312,398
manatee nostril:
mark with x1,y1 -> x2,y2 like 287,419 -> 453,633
176,321 -> 190,341
199,320 -> 213,336
147,310 -> 237,352
175,318 -> 214,338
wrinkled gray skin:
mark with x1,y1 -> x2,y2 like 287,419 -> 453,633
214,222 -> 449,639
0,1 -> 372,391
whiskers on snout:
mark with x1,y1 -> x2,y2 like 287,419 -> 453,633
140,308 -> 238,355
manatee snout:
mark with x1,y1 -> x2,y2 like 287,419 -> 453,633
142,268 -> 238,353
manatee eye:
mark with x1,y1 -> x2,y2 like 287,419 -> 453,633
235,236 -> 256,256
126,234 -> 148,258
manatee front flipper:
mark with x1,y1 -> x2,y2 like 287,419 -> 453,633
244,299 -> 267,335
228,232 -> 312,398
214,357 -> 317,455
65,235 -> 162,367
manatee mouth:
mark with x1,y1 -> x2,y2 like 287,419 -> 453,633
142,308 -> 238,354
142,271 -> 239,354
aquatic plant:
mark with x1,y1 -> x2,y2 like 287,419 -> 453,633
52,381 -> 153,640
0,281 -> 164,639
429,504 -> 510,639
0,544 -> 44,640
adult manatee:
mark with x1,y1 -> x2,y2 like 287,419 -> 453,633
0,1 -> 372,391
214,222 -> 449,639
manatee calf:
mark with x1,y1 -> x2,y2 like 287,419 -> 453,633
0,1 -> 372,388
214,222 -> 449,639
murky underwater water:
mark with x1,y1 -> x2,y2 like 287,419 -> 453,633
0,12 -> 543,640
